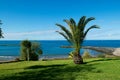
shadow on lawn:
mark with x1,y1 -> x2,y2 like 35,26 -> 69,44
25,64 -> 66,69
87,58 -> 120,63
0,63 -> 101,80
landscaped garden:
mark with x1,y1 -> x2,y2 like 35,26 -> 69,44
0,58 -> 120,80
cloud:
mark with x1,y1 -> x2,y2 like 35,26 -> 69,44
2,28 -> 120,40
5,30 -> 55,36
86,29 -> 120,40
2,30 -> 61,40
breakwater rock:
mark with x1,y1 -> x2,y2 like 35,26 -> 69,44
82,46 -> 120,56
61,46 -> 120,56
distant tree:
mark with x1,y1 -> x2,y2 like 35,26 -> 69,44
30,42 -> 42,60
0,20 -> 4,38
20,40 -> 42,61
20,40 -> 31,61
56,16 -> 100,64
20,42 -> 27,60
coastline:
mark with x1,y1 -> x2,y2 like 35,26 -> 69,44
0,54 -> 69,61
1,40 -> 120,61
0,56 -> 18,61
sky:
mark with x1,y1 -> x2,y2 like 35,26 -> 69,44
0,0 -> 120,40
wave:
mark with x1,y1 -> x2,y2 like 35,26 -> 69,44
0,56 -> 18,61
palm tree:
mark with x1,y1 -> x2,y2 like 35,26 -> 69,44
56,16 -> 100,64
20,40 -> 42,61
21,40 -> 31,61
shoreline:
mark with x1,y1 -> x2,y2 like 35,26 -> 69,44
0,55 -> 69,61
0,55 -> 70,64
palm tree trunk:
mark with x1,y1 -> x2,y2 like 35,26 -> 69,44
73,51 -> 83,64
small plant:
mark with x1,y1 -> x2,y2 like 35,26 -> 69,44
97,54 -> 105,58
14,57 -> 20,61
68,51 -> 74,58
82,50 -> 92,58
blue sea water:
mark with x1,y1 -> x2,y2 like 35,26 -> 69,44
0,40 -> 120,60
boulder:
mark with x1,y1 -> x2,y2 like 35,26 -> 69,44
113,48 -> 120,56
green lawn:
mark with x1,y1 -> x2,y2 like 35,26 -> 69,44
0,58 -> 120,80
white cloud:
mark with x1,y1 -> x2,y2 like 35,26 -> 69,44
5,30 -> 54,36
86,29 -> 120,40
2,30 -> 62,40
2,28 -> 120,40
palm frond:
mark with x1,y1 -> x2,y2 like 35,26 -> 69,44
77,16 -> 86,30
63,19 -> 70,24
56,31 -> 72,43
83,25 -> 100,38
84,17 -> 95,26
63,19 -> 75,35
56,23 -> 72,40
70,18 -> 76,26
70,18 -> 77,34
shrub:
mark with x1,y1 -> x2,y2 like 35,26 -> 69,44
30,42 -> 42,60
29,52 -> 38,61
82,50 -> 92,58
20,40 -> 42,61
68,51 -> 74,58
14,57 -> 20,61
97,54 -> 105,58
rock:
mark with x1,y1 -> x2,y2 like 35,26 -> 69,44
113,48 -> 120,56
61,46 -> 120,57
82,46 -> 115,55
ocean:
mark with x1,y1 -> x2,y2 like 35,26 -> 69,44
0,40 -> 120,61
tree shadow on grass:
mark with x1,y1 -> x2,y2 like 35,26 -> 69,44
87,58 -> 120,63
25,64 -> 66,69
1,63 -> 102,80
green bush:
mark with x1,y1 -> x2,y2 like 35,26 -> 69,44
97,54 -> 105,58
29,52 -> 38,61
30,42 -> 42,60
20,40 -> 42,61
14,57 -> 20,61
82,50 -> 92,58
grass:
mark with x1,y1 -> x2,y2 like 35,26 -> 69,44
0,58 -> 120,80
